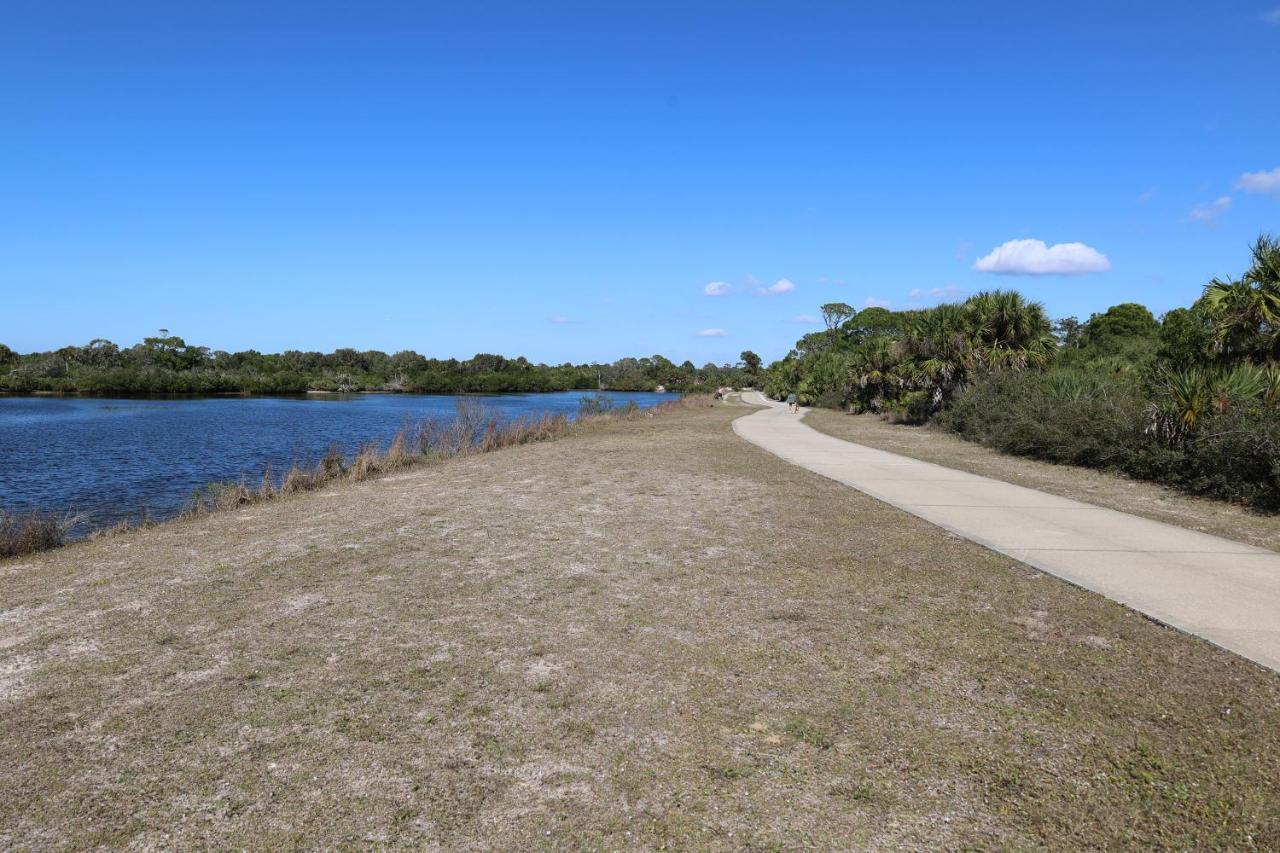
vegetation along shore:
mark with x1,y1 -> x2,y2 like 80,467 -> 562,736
0,343 -> 759,395
765,235 -> 1280,510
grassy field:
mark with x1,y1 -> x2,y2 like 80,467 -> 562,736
2,402 -> 1278,848
806,408 -> 1280,553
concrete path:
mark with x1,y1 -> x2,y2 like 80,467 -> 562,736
733,392 -> 1280,673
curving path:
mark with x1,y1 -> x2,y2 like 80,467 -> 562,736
733,392 -> 1280,673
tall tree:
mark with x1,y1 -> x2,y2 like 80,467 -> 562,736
1053,316 -> 1082,348
820,302 -> 855,332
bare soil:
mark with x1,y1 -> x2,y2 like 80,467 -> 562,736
2,404 -> 1278,849
806,408 -> 1280,552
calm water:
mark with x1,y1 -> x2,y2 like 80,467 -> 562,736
0,391 -> 669,533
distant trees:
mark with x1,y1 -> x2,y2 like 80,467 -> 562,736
0,337 -> 752,395
1053,316 -> 1082,348
1081,303 -> 1158,350
765,289 -> 1052,418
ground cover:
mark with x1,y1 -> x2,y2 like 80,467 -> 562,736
2,403 -> 1277,848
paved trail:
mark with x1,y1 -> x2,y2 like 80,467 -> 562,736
733,392 -> 1280,673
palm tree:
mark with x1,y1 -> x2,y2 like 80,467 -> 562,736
963,290 -> 1057,366
1200,234 -> 1280,362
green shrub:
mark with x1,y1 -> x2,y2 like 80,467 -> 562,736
940,369 -> 1280,511
885,390 -> 933,425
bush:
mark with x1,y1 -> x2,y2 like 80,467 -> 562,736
940,369 -> 1280,511
578,393 -> 615,417
939,369 -> 1149,470
885,390 -> 933,425
0,510 -> 74,558
1177,405 -> 1280,510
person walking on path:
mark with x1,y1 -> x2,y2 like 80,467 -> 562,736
786,392 -> 799,413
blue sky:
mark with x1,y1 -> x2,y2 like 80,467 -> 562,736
2,1 -> 1278,363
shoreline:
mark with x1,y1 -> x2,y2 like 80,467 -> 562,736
1,395 -> 707,558
0,387 -> 656,400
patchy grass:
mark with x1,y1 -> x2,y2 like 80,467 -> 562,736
784,718 -> 834,750
805,408 -> 1280,552
0,403 -> 1277,849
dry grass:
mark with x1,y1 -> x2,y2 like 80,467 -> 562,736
0,510 -> 75,558
805,408 -> 1280,552
1,402 -> 1277,849
171,396 -> 713,521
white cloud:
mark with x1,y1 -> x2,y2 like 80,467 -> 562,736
864,297 -> 890,308
908,285 -> 965,302
1262,6 -> 1280,23
1187,196 -> 1232,227
743,273 -> 761,287
791,314 -> 820,324
1136,187 -> 1158,203
703,280 -> 730,296
756,278 -> 795,296
972,239 -> 1111,275
549,314 -> 572,325
1236,167 -> 1280,197
696,328 -> 728,338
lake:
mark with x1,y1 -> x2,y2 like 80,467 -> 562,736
0,391 -> 670,534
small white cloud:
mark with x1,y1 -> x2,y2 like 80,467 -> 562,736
1261,6 -> 1280,23
549,314 -> 572,325
864,297 -> 890,308
791,314 -> 820,324
756,278 -> 795,296
743,273 -> 761,287
973,239 -> 1111,275
703,280 -> 730,296
1187,196 -> 1232,227
1136,187 -> 1158,203
1237,167 -> 1280,197
696,328 -> 728,338
909,285 -> 964,302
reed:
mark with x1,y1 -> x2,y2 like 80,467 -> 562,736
0,510 -> 77,558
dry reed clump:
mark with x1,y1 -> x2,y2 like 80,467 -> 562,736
385,428 -> 411,468
87,519 -> 137,541
0,510 -> 77,558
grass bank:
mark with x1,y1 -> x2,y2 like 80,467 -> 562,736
2,403 -> 1278,848
0,395 -> 707,558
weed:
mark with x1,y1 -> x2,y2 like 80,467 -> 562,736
785,718 -> 834,749
0,510 -> 77,558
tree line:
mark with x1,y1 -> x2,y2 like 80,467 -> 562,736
765,234 -> 1280,509
0,337 -> 760,395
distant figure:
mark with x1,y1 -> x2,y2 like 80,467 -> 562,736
786,392 -> 799,413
